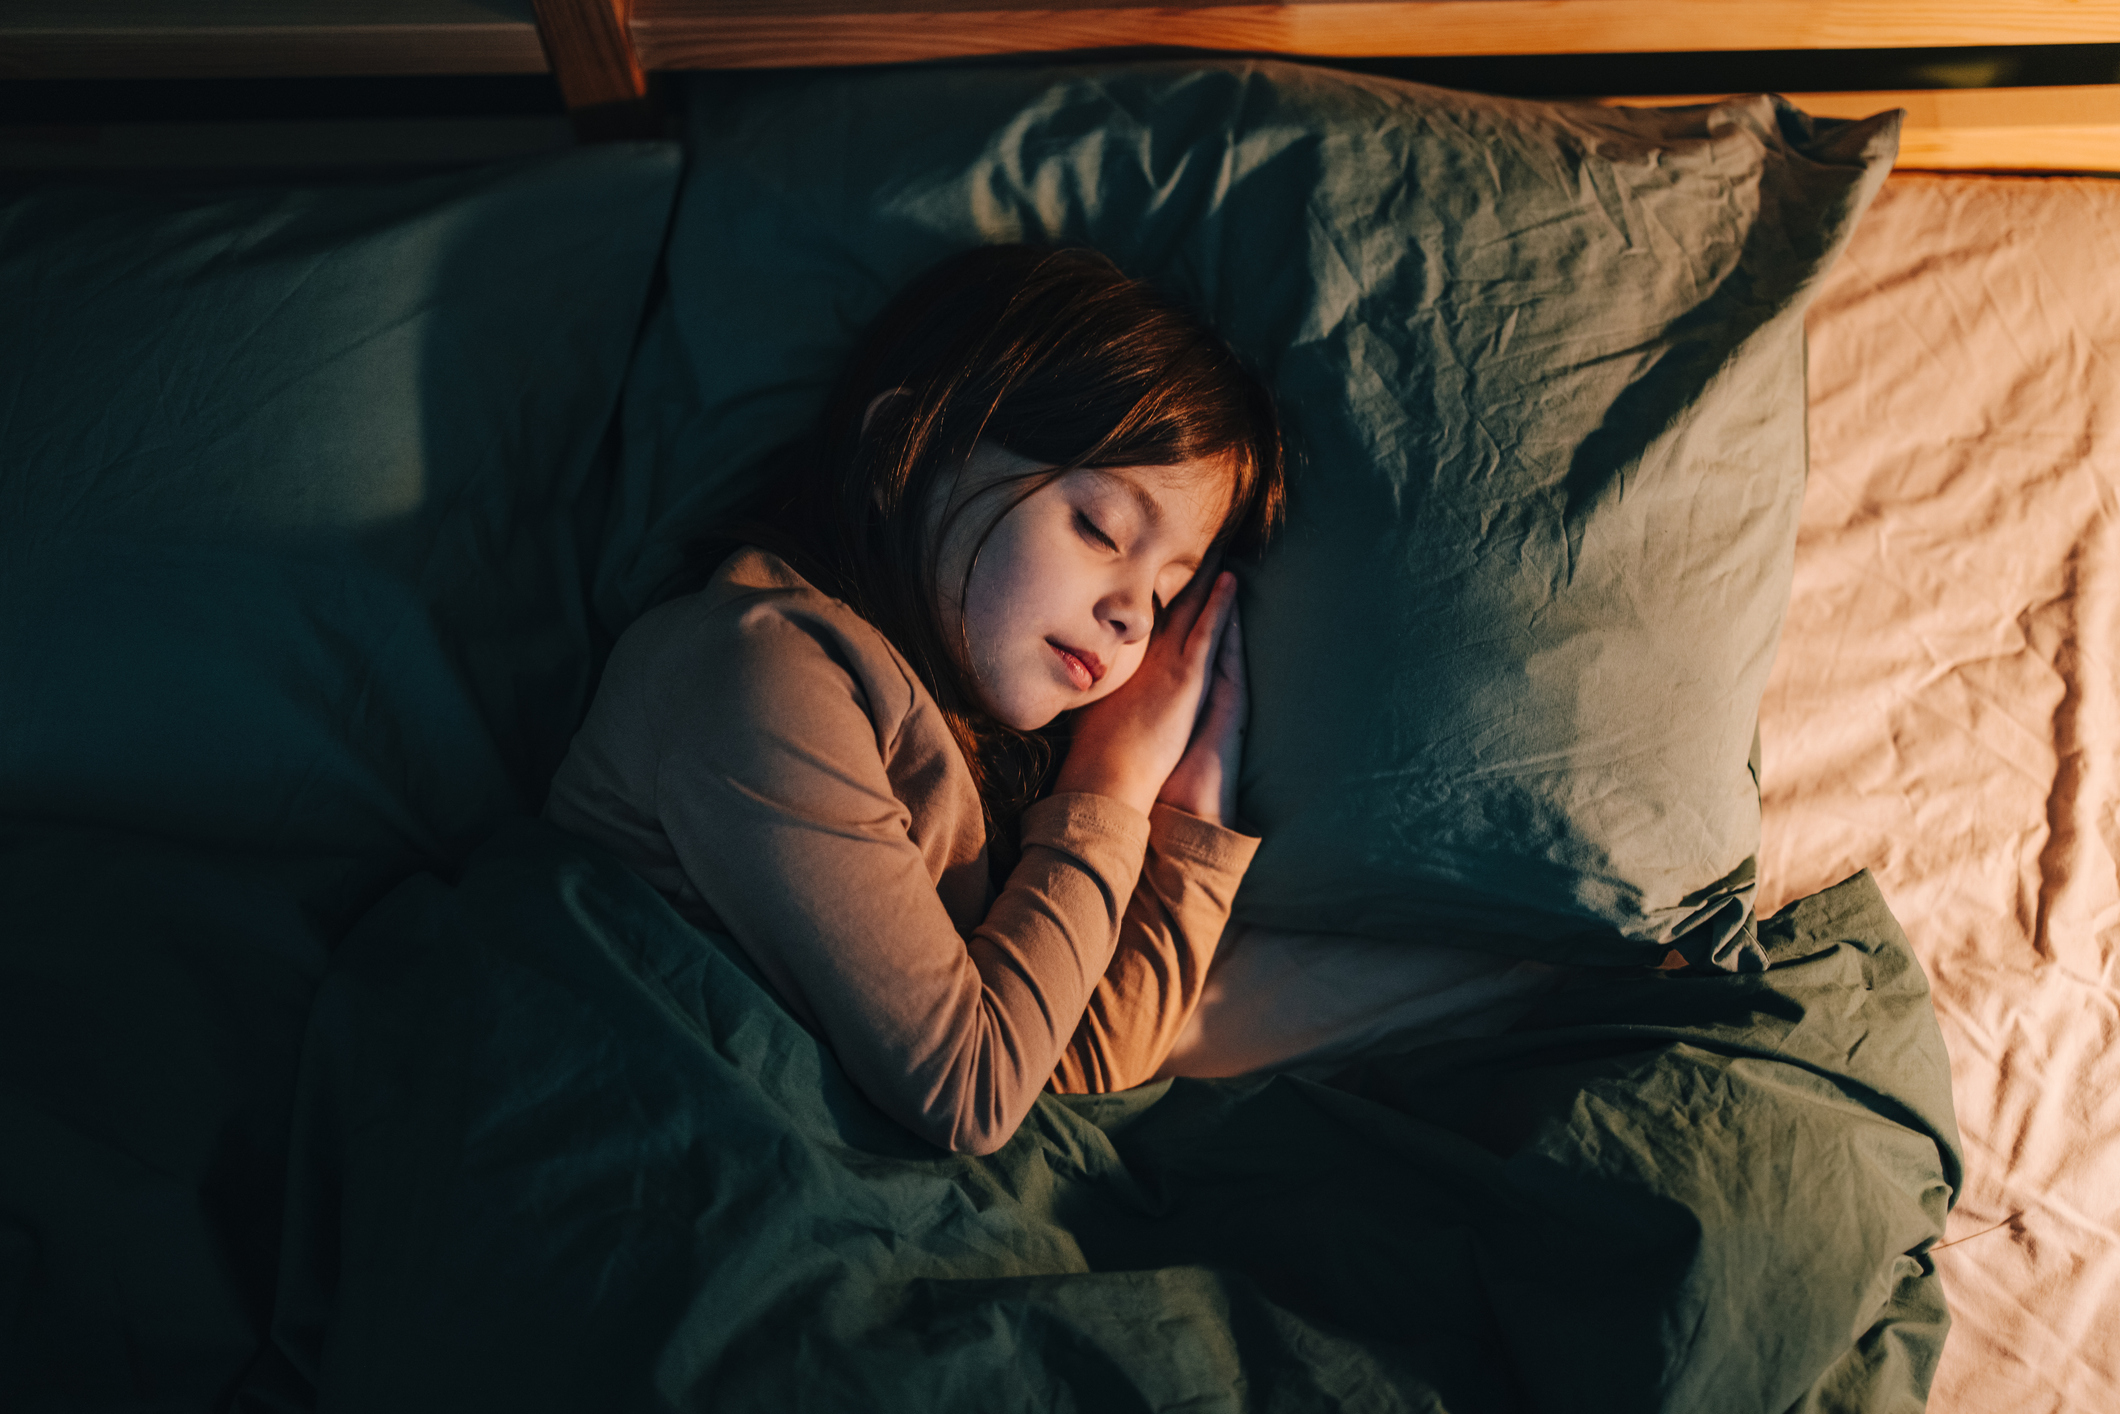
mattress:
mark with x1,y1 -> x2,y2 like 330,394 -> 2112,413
1760,171 -> 2120,1414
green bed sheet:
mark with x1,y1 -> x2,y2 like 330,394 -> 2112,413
264,819 -> 1960,1413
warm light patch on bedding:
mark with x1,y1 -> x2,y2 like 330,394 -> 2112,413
1760,172 -> 2120,1414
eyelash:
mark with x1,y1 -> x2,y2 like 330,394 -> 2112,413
1076,510 -> 1164,617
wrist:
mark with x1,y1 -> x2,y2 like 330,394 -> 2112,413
1154,759 -> 1230,827
1053,763 -> 1159,820
1152,789 -> 1220,826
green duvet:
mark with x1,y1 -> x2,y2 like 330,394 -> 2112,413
271,821 -> 1958,1413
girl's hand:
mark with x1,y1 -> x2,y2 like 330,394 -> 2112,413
1155,597 -> 1246,828
1052,565 -> 1238,820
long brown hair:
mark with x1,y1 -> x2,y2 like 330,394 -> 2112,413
688,243 -> 1285,853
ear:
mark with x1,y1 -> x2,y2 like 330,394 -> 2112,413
861,386 -> 911,437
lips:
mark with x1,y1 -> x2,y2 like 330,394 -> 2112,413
1048,639 -> 1105,688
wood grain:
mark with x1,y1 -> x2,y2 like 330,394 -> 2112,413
631,0 -> 2120,71
1602,85 -> 2120,171
12,1 -> 2120,80
532,0 -> 646,108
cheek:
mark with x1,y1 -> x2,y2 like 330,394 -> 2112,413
981,523 -> 1066,628
1089,643 -> 1147,700
959,531 -> 1049,673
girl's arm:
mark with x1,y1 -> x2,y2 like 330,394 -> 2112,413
1048,801 -> 1258,1093
1051,598 -> 1259,1093
641,592 -> 1153,1158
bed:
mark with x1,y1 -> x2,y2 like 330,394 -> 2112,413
1,6 -> 2115,1413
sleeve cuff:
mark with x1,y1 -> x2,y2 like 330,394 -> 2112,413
1020,790 -> 1153,883
1146,801 -> 1262,875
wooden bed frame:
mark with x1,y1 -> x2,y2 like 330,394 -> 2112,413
5,1 -> 2120,172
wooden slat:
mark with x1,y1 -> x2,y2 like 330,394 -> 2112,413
532,0 -> 646,109
631,0 -> 2120,72
1603,84 -> 2120,171
11,1 -> 2120,80
0,1 -> 548,79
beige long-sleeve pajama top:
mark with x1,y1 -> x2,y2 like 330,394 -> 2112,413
543,546 -> 1261,1155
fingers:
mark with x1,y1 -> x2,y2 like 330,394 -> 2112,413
1166,548 -> 1228,636
1200,602 -> 1247,725
1218,599 -> 1241,655
1221,604 -> 1248,733
1177,585 -> 1241,739
1219,601 -> 1245,685
1172,600 -> 1248,823
1182,572 -> 1238,667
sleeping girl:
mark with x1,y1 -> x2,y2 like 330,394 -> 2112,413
544,244 -> 1285,1155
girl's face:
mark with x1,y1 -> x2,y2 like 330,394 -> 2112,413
929,441 -> 1231,730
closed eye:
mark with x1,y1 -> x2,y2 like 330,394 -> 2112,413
1077,509 -> 1165,618
1075,508 -> 1116,552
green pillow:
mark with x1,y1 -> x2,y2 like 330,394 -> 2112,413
0,146 -> 680,927
618,61 -> 1894,967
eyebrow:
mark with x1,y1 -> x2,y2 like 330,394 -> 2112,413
1088,467 -> 1203,572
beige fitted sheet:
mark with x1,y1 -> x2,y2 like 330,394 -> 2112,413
1761,172 -> 2120,1414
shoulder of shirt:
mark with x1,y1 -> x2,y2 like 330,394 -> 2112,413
615,545 -> 921,734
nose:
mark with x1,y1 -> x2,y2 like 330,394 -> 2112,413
1104,583 -> 1155,645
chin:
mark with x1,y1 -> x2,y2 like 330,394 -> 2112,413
975,680 -> 1059,733
1006,700 -> 1065,732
